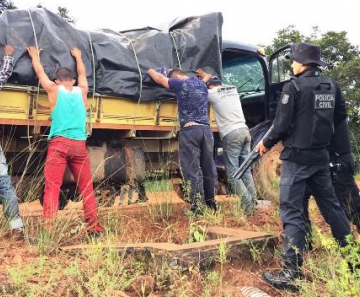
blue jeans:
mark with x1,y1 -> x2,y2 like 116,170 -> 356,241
223,127 -> 257,214
119,184 -> 136,205
0,145 -> 23,230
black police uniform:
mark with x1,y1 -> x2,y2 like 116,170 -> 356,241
263,67 -> 351,271
328,116 -> 360,230
304,117 -> 360,234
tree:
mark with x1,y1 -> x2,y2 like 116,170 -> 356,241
34,4 -> 75,24
57,6 -> 75,24
0,0 -> 16,15
265,25 -> 304,58
317,31 -> 359,70
266,26 -> 360,156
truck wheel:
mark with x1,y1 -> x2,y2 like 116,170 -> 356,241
252,142 -> 283,205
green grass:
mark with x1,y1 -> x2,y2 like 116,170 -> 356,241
145,179 -> 173,192
1,195 -> 360,297
354,172 -> 360,181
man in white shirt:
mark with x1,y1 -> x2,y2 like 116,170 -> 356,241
197,69 -> 257,214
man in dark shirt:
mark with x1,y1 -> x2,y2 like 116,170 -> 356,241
256,43 -> 351,291
147,68 -> 217,215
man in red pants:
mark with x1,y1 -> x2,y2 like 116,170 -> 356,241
27,46 -> 102,235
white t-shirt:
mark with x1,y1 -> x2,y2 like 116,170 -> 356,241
208,85 -> 247,139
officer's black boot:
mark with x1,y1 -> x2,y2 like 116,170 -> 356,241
263,264 -> 302,292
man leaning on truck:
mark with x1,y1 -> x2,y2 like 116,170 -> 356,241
27,46 -> 103,236
0,45 -> 25,239
147,68 -> 217,216
196,69 -> 257,215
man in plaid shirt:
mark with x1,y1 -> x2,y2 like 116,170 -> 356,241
0,45 -> 24,239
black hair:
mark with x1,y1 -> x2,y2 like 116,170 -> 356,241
56,67 -> 75,81
168,69 -> 186,78
306,63 -> 320,68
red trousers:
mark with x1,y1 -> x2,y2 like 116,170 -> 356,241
43,137 -> 102,232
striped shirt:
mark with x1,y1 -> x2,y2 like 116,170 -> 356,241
0,55 -> 14,90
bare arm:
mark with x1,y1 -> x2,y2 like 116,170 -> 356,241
70,47 -> 88,107
196,68 -> 212,83
147,69 -> 170,89
27,46 -> 57,98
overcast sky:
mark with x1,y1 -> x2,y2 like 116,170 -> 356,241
11,0 -> 360,48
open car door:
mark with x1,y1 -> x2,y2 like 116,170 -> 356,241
267,44 -> 296,121
250,44 -> 296,204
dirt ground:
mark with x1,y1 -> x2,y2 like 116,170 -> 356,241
0,192 -> 307,297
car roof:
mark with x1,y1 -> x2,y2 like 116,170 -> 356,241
222,40 -> 260,54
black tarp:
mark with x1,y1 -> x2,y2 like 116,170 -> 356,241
0,9 -> 223,101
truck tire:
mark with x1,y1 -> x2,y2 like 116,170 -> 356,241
252,142 -> 283,204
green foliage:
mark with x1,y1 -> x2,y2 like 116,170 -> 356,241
145,179 -> 173,192
266,26 -> 360,161
299,231 -> 360,296
265,25 -> 304,56
329,57 -> 360,128
188,219 -> 206,243
318,31 -> 359,70
31,3 -> 76,24
57,6 -> 75,24
201,271 -> 220,297
0,0 -> 16,15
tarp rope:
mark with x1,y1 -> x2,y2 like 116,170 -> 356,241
27,9 -> 41,150
116,32 -> 143,130
15,9 -> 43,193
169,31 -> 182,136
169,31 -> 183,70
86,31 -> 96,137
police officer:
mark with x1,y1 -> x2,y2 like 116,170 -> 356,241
304,117 -> 360,239
256,43 -> 351,292
327,120 -> 360,231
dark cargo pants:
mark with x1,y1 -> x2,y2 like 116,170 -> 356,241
304,170 -> 360,241
280,160 -> 350,267
178,125 -> 217,212
333,171 -> 360,231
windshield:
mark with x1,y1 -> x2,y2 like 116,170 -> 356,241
222,53 -> 265,93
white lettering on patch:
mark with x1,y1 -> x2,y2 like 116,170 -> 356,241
314,94 -> 335,109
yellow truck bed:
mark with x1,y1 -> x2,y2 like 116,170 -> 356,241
0,84 -> 217,134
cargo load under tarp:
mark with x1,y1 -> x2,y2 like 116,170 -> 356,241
0,9 -> 223,101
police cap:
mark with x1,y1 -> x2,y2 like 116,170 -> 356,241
289,43 -> 327,67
